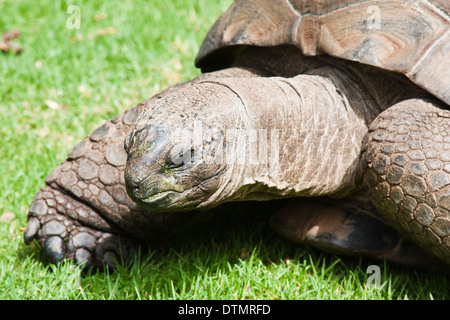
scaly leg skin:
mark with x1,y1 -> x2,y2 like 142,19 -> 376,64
24,102 -> 196,270
363,98 -> 450,266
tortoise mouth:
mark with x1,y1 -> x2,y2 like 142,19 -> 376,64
130,188 -> 186,212
140,190 -> 178,204
128,183 -> 183,210
128,171 -> 224,212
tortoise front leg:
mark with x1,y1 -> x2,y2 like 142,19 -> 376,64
363,98 -> 450,266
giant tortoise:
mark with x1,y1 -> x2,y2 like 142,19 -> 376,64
24,0 -> 450,271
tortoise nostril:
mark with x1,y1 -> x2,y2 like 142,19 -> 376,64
132,186 -> 141,198
124,163 -> 154,201
124,162 -> 150,189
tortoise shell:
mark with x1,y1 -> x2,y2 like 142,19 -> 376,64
195,0 -> 450,104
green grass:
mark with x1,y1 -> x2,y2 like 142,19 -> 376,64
0,0 -> 448,300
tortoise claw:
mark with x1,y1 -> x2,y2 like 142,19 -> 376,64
25,185 -> 139,270
24,217 -> 40,245
44,236 -> 65,264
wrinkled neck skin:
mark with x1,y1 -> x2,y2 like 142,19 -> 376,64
197,68 -> 373,209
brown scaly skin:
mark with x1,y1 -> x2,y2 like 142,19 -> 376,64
363,99 -> 450,265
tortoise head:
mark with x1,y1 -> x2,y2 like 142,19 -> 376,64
124,89 -> 231,212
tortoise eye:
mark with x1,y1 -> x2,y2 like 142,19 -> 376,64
167,146 -> 195,169
166,150 -> 185,169
166,160 -> 184,170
